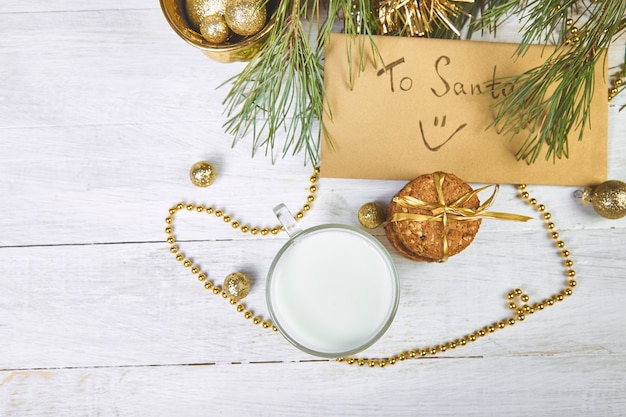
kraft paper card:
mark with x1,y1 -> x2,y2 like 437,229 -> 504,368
321,34 -> 607,185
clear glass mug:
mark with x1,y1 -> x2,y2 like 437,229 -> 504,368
266,204 -> 400,358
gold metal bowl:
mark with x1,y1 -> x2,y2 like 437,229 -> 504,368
159,0 -> 276,63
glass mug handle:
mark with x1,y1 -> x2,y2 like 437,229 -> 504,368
273,203 -> 303,238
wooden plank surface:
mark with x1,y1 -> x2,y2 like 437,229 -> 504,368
1,2 -> 625,416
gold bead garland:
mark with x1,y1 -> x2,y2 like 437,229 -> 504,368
337,184 -> 577,368
165,166 -> 320,332
166,174 -> 578,368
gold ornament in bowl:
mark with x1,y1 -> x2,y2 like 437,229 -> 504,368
225,0 -> 267,37
159,0 -> 276,63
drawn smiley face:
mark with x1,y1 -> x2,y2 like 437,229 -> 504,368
419,116 -> 467,151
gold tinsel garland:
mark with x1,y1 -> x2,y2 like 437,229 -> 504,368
378,0 -> 473,37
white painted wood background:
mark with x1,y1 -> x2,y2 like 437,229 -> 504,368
1,1 -> 625,416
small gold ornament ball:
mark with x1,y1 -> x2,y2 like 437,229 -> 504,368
224,0 -> 267,37
189,161 -> 217,187
185,0 -> 227,32
200,15 -> 231,43
358,202 -> 386,229
224,272 -> 251,301
581,180 -> 626,219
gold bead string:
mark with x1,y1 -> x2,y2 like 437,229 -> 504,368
164,166 -> 320,331
336,184 -> 577,368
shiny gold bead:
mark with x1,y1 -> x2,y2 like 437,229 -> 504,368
564,259 -> 573,267
477,329 -> 486,337
439,344 -> 447,352
520,191 -> 530,199
165,217 -> 173,224
272,326 -> 278,332
307,195 -> 315,203
186,204 -> 194,211
310,175 -> 318,183
236,304 -> 245,312
517,314 -> 525,321
270,227 -> 279,235
169,245 -> 179,254
566,18 -> 573,26
398,353 -> 406,361
303,204 -> 311,211
468,334 -> 477,342
408,350 -> 417,358
516,308 -> 524,316
198,273 -> 207,281
221,291 -> 229,299
517,184 -> 527,190
250,227 -> 259,235
568,279 -> 577,287
204,281 -> 213,289
529,198 -> 537,205
240,225 -> 249,233
551,232 -> 560,239
309,185 -> 317,193
521,294 -> 530,302
347,358 -> 355,365
543,212 -> 552,220
215,210 -> 223,217
567,270 -> 576,278
514,288 -> 523,296
556,241 -> 565,248
189,161 -> 217,187
570,26 -> 578,34
252,317 -> 262,325
244,311 -> 253,319
388,357 -> 396,365
262,321 -> 271,329
260,228 -> 269,236
572,36 -> 580,43
230,298 -> 237,305
562,249 -> 570,257
223,215 -> 231,223
176,203 -> 184,210
191,266 -> 199,274
418,349 -> 427,357
165,226 -> 173,234
206,207 -> 214,214
196,206 -> 204,212
506,292 -> 515,300
224,272 -> 251,302
366,360 -> 375,368
378,360 -> 387,368
429,347 -> 437,355
615,79 -> 623,87
314,166 -> 321,174
231,221 -> 240,229
458,338 -> 467,346
175,254 -> 184,261
212,287 -> 222,295
497,321 -> 506,329
508,302 -> 517,310
166,236 -> 175,244
169,208 -> 177,215
487,325 -> 496,333
507,318 -> 516,326
538,204 -> 546,211
357,359 -> 366,366
555,294 -> 565,302
295,212 -> 304,219
183,259 -> 192,268
546,298 -> 555,306
564,288 -> 573,296
448,341 -> 457,349
547,222 -> 555,230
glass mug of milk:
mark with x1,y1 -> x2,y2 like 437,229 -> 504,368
266,204 -> 400,358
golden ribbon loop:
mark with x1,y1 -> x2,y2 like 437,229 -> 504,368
387,172 -> 532,262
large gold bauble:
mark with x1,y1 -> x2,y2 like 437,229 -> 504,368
185,0 -> 227,32
224,272 -> 251,301
224,0 -> 267,37
358,202 -> 386,229
199,15 -> 231,43
581,180 -> 626,219
189,161 -> 217,187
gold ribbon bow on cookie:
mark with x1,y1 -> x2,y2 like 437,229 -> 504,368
387,172 -> 533,262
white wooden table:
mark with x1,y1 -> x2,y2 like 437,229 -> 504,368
1,2 -> 625,415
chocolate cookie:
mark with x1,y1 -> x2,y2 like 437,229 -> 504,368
384,172 -> 481,262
